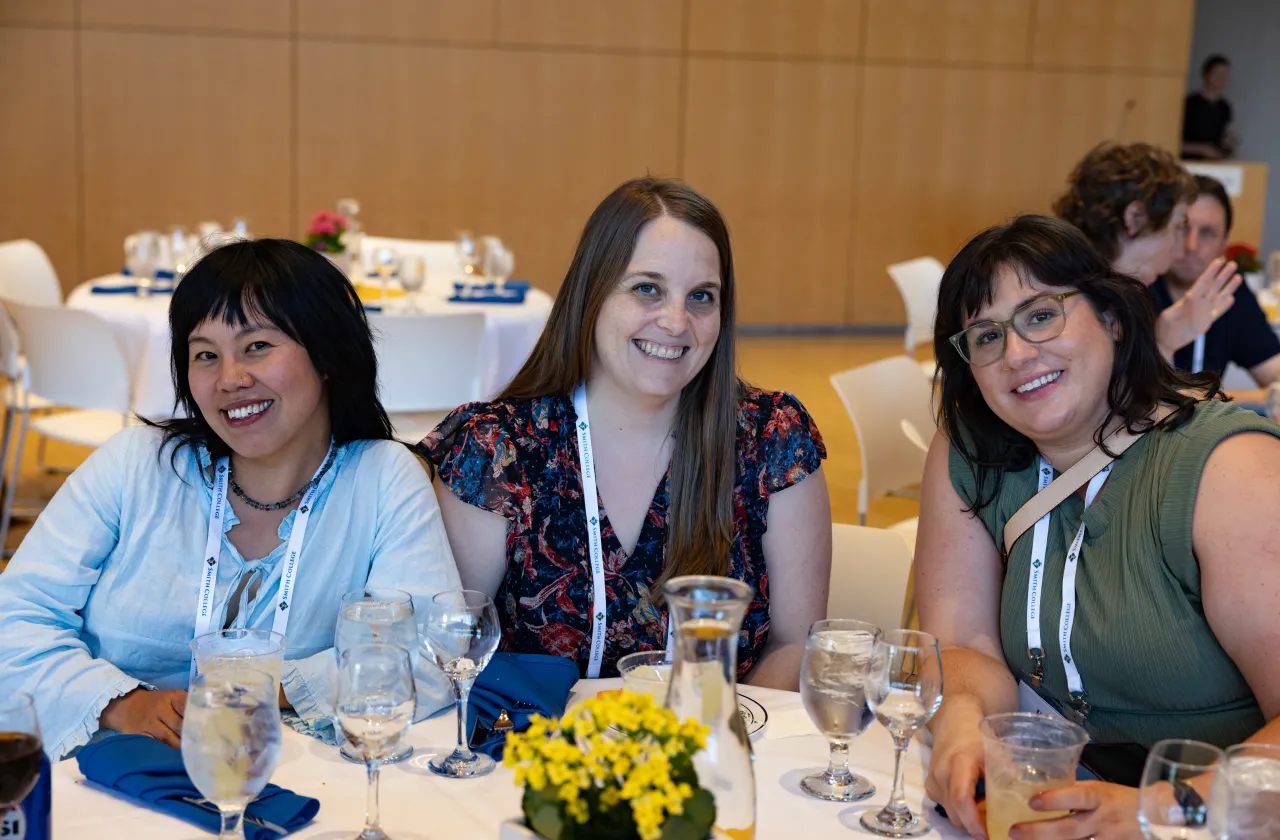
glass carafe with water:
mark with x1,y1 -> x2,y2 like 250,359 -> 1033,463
663,575 -> 756,840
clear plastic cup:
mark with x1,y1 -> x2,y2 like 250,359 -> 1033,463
618,651 -> 672,703
979,712 -> 1088,840
190,629 -> 286,687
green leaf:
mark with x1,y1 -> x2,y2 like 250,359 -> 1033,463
524,787 -> 569,840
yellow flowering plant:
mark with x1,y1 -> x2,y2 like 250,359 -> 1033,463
503,692 -> 715,840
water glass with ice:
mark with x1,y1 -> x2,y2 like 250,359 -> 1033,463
334,588 -> 417,764
1210,743 -> 1280,840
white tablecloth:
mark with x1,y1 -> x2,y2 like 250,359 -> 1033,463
53,679 -> 966,839
67,277 -> 554,421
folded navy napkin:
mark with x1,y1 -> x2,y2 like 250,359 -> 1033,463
90,284 -> 174,295
120,268 -> 176,280
467,652 -> 579,759
77,734 -> 318,839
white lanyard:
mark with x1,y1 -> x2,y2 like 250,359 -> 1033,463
1191,334 -> 1205,374
1025,456 -> 1111,711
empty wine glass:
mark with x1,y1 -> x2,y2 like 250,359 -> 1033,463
0,692 -> 42,814
334,588 -> 418,764
181,667 -> 282,840
421,589 -> 500,778
337,643 -> 416,840
799,619 -> 881,802
860,629 -> 944,837
126,230 -> 162,298
400,257 -> 426,312
1138,739 -> 1222,839
1210,743 -> 1280,840
455,231 -> 479,277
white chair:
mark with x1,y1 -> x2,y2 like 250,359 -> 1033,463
888,256 -> 944,368
828,523 -> 914,633
1221,362 -> 1258,391
368,311 -> 487,442
0,240 -> 63,306
359,236 -> 466,294
831,355 -> 936,525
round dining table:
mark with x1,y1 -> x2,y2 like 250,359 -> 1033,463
66,276 -> 554,420
52,678 -> 967,839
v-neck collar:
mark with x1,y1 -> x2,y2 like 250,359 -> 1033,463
596,472 -> 669,560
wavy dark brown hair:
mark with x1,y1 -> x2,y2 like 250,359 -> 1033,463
500,177 -> 740,602
935,215 -> 1220,512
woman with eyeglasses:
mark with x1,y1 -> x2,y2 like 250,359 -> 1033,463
916,215 -> 1280,840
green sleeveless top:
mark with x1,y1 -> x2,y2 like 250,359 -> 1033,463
949,399 -> 1276,747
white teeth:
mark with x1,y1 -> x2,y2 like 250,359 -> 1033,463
1015,372 -> 1062,394
635,340 -> 685,360
226,400 -> 272,420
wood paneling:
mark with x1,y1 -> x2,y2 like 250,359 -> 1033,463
79,31 -> 292,277
0,28 -> 80,289
1032,0 -> 1195,72
297,0 -> 495,43
495,0 -> 682,51
297,42 -> 681,296
683,58 -> 860,326
686,0 -> 863,59
0,0 -> 75,25
80,0 -> 291,33
865,0 -> 1032,66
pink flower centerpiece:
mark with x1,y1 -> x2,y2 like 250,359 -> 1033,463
304,210 -> 348,254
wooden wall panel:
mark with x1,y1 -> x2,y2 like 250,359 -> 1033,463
495,0 -> 682,51
0,28 -> 80,289
0,0 -> 75,25
1032,0 -> 1195,72
683,58 -> 859,326
79,31 -> 292,278
297,0 -> 495,43
297,42 -> 681,296
80,0 -> 291,33
686,0 -> 863,59
864,0 -> 1031,66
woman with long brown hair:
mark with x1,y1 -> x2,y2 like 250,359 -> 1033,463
421,177 -> 831,689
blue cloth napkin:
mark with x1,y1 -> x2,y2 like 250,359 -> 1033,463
90,284 -> 174,295
467,652 -> 579,759
77,734 -> 318,838
120,268 -> 176,280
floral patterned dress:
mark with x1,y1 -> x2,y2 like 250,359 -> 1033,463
422,384 -> 826,679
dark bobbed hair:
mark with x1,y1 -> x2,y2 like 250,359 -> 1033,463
500,176 -> 740,601
1193,174 -> 1233,233
934,215 -> 1219,512
1202,54 -> 1230,77
148,238 -> 395,466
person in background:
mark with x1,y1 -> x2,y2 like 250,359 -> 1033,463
422,177 -> 831,691
1054,141 -> 1241,362
1182,54 -> 1237,160
0,239 -> 461,759
1150,174 -> 1280,408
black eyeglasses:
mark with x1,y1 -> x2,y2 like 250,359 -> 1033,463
949,291 -> 1083,367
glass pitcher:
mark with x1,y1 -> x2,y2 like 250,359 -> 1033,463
663,575 -> 756,840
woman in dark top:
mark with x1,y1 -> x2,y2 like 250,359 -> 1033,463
422,177 -> 831,689
1182,54 -> 1236,160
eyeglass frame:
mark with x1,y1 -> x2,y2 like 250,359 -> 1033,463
948,290 -> 1084,367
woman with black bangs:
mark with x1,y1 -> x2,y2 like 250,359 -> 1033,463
0,238 -> 461,760
916,216 -> 1280,839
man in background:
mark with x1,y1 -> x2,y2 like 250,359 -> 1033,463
1182,55 -> 1237,160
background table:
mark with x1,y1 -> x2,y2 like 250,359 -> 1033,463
53,679 -> 966,839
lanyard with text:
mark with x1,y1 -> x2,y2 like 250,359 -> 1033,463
1025,455 -> 1111,722
1191,334 -> 1205,375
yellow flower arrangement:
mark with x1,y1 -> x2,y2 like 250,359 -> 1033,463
504,692 -> 715,840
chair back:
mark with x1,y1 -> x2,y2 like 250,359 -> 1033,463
0,240 -> 62,307
888,256 -> 944,353
828,523 -> 914,633
368,312 -> 486,413
360,236 -> 467,293
4,301 -> 132,412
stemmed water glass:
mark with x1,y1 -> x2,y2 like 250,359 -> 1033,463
337,644 -> 416,840
1210,743 -> 1280,840
482,238 -> 514,288
860,629 -> 944,837
334,588 -> 418,764
400,256 -> 426,312
799,619 -> 881,801
181,668 -> 282,840
0,692 -> 42,815
371,246 -> 400,307
1138,739 -> 1223,839
126,230 -> 162,298
421,589 -> 500,778
455,231 -> 479,277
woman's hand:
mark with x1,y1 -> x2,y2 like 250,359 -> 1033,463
925,719 -> 989,839
101,688 -> 187,748
1009,781 -> 1142,840
1156,258 -> 1240,359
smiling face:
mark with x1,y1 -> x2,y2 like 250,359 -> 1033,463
589,215 -> 723,403
968,264 -> 1117,451
187,316 -> 330,463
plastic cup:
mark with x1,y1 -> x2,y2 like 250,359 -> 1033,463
979,712 -> 1088,840
618,651 -> 672,703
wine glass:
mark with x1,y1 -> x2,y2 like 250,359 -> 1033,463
860,629 -> 944,837
126,230 -> 162,297
455,231 -> 479,277
1138,739 -> 1223,839
337,643 -> 416,840
230,218 -> 251,239
421,589 -> 500,778
481,238 -> 514,289
169,226 -> 194,280
400,256 -> 426,312
0,692 -> 42,816
1210,743 -> 1280,840
798,619 -> 881,801
181,668 -> 282,840
334,588 -> 418,764
371,246 -> 400,307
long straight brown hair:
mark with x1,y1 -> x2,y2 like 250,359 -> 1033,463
500,176 -> 741,603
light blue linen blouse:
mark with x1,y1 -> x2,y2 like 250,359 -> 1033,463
0,426 -> 462,760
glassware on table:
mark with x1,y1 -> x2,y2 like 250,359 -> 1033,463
181,667 -> 282,840
1210,742 -> 1280,840
230,218 -> 251,239
0,692 -> 42,814
618,650 -> 672,703
455,231 -> 479,277
169,226 -> 194,279
126,230 -> 162,297
663,575 -> 757,839
979,712 -> 1089,840
190,628 -> 287,686
334,588 -> 418,764
798,618 -> 881,802
860,629 -> 944,838
399,256 -> 426,312
371,246 -> 400,307
482,238 -> 514,288
336,643 -> 416,840
421,589 -> 500,778
1137,739 -> 1223,840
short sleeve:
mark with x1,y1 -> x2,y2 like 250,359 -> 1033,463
1226,286 -> 1280,371
755,391 -> 827,495
420,403 -> 527,522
